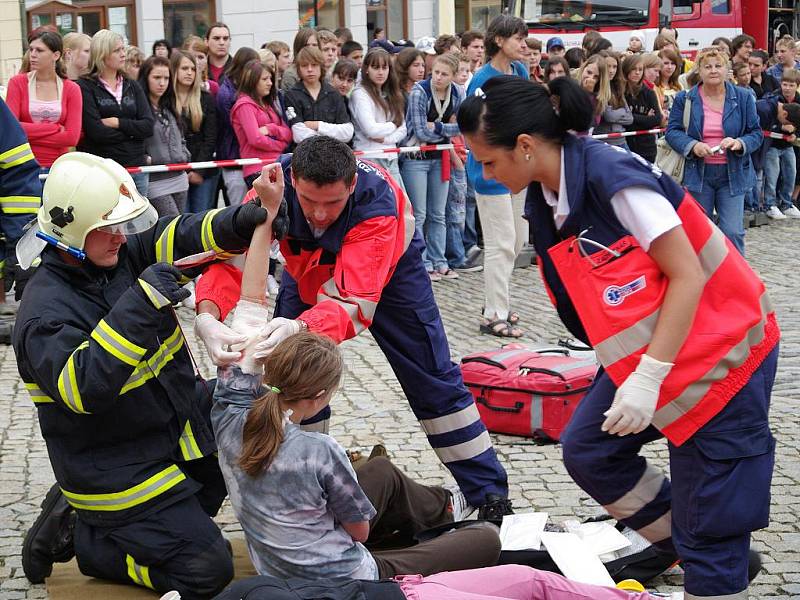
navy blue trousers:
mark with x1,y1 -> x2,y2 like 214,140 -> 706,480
562,346 -> 778,599
274,239 -> 508,506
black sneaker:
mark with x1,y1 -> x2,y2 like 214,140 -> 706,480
22,484 -> 76,584
748,549 -> 762,582
477,493 -> 513,524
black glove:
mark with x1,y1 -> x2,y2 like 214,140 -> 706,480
3,254 -> 33,301
233,200 -> 269,240
234,198 -> 290,241
138,263 -> 190,309
272,198 -> 290,241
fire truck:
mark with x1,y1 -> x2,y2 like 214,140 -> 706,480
514,0 -> 771,57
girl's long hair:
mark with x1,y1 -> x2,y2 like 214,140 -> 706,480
238,59 -> 278,108
658,48 -> 683,92
171,50 -> 204,132
87,29 -> 125,79
396,48 -> 424,91
359,48 -> 405,127
577,54 -> 611,116
598,50 -> 627,109
239,333 -> 344,476
622,53 -> 645,97
138,55 -> 176,116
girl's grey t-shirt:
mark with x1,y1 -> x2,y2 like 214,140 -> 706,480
211,366 -> 378,580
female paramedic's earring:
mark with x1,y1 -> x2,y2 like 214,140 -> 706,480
525,154 -> 530,161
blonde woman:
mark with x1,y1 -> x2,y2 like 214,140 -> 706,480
62,32 -> 91,80
172,50 -> 218,212
576,54 -> 611,125
123,46 -> 144,80
76,29 -> 153,194
594,51 -> 633,148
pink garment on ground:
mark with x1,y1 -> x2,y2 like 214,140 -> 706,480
699,87 -> 727,165
395,565 -> 657,600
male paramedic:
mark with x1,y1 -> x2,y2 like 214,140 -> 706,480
13,152 -> 269,597
194,136 -> 511,519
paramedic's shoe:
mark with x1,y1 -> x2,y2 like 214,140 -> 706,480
445,485 -> 476,521
22,484 -> 76,583
477,493 -> 513,524
782,205 -> 800,218
766,206 -> 787,219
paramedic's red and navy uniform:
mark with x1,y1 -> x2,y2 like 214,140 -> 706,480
0,98 -> 41,275
196,156 -> 509,506
527,136 -> 778,600
12,208 -> 254,597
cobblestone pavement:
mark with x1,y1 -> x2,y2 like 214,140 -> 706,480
1,220 -> 799,599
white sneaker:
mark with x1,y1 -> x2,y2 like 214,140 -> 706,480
267,275 -> 280,296
782,205 -> 800,218
445,485 -> 476,521
766,206 -> 787,219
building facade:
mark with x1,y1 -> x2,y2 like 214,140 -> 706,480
22,0 -> 506,57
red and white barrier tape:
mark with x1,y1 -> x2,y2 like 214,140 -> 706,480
764,130 -> 798,142
39,129 -> 791,180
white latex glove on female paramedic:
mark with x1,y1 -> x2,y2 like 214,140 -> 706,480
601,354 -> 673,436
194,314 -> 247,366
253,318 -> 303,358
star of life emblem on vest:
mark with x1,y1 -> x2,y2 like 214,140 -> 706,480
604,275 -> 646,306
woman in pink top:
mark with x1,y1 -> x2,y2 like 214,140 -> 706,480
6,31 -> 82,168
665,46 -> 763,255
231,59 -> 292,189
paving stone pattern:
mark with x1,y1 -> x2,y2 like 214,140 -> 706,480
1,221 -> 800,599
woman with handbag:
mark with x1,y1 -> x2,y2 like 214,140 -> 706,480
457,74 -> 778,600
665,46 -> 762,255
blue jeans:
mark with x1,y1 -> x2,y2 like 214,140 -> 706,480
130,172 -> 149,197
187,171 -> 220,213
445,167 -> 467,268
694,163 -> 745,256
372,157 -> 407,195
763,146 -> 796,211
401,158 -> 449,271
462,178 -> 478,251
744,168 -> 763,212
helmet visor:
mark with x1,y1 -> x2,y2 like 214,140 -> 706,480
16,222 -> 47,270
96,204 -> 158,236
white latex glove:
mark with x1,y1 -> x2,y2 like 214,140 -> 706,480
194,313 -> 247,366
230,300 -> 270,374
601,354 -> 673,436
252,317 -> 301,358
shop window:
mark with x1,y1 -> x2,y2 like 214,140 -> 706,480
711,0 -> 730,12
28,0 -> 135,45
366,0 -> 407,41
299,0 -> 344,29
164,0 -> 215,48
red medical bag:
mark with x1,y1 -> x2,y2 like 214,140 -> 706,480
461,344 -> 598,442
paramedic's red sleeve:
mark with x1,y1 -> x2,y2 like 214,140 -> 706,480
300,215 -> 397,344
195,262 -> 243,321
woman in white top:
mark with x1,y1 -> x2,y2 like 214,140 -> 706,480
349,48 -> 407,191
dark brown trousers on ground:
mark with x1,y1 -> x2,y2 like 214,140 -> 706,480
355,457 -> 501,578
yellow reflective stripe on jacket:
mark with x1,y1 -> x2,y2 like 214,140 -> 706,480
0,195 -> 40,214
201,208 -> 224,253
126,555 -> 154,590
61,464 -> 186,511
0,143 -> 35,169
178,421 -> 203,461
155,217 -> 180,264
120,326 -> 184,395
90,319 -> 147,367
57,341 -> 89,414
25,382 -> 55,404
138,279 -> 171,309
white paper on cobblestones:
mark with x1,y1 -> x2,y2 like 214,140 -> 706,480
499,512 -> 548,550
541,531 -> 616,587
576,521 -> 632,557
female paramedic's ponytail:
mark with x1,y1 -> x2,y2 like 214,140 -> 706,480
239,332 -> 344,476
457,75 -> 594,148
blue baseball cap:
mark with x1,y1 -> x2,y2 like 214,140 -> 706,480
546,37 -> 565,52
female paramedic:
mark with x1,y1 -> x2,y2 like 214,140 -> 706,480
457,75 -> 779,600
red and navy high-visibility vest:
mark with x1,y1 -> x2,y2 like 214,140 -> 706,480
527,136 -> 779,446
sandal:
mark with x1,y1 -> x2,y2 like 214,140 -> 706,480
481,305 -> 521,326
480,318 -> 523,338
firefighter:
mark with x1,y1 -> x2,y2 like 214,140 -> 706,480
0,97 -> 41,337
13,152 -> 269,598
193,136 -> 511,519
457,76 -> 775,600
